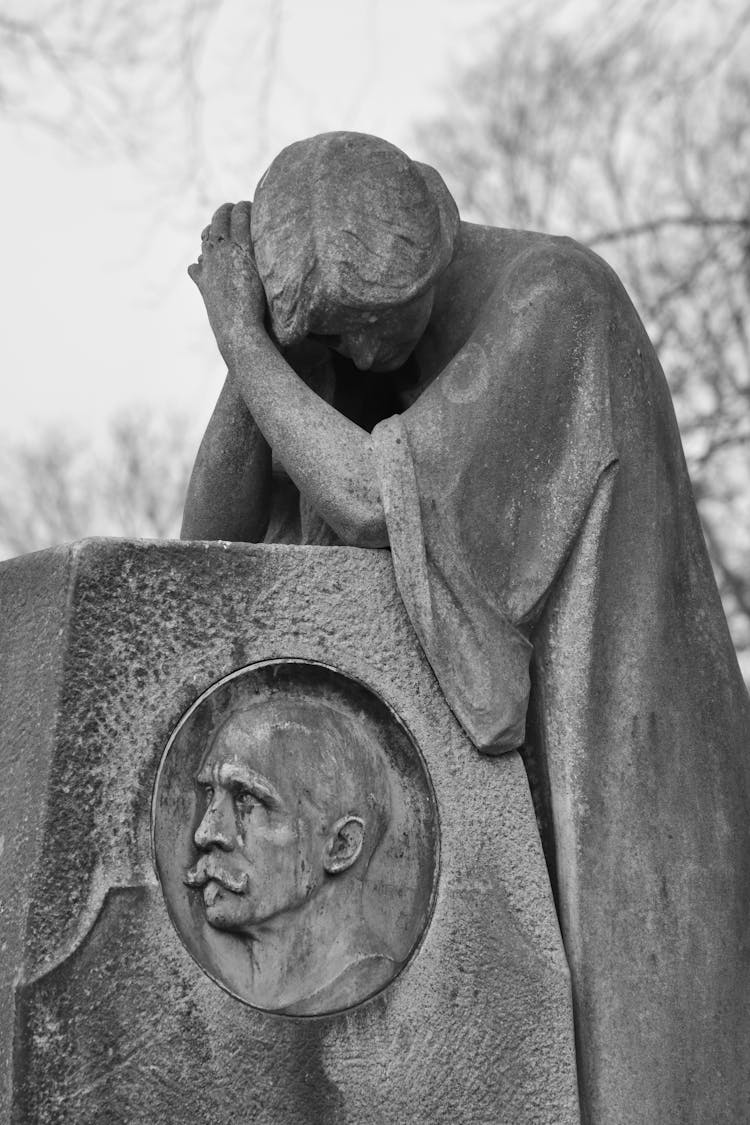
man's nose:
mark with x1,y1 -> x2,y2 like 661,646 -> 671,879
194,792 -> 234,851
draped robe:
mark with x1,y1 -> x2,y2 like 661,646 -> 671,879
268,230 -> 750,1123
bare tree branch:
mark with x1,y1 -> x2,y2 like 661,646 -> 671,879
0,410 -> 197,560
588,213 -> 750,246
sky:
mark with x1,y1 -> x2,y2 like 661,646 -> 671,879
0,0 -> 500,446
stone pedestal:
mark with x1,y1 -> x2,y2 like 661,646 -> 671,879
0,539 -> 579,1124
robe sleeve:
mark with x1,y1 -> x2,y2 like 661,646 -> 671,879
372,241 -> 618,754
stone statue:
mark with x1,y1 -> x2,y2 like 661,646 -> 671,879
181,132 -> 750,1120
183,698 -> 399,1015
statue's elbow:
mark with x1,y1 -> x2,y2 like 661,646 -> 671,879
336,507 -> 389,549
354,520 -> 389,549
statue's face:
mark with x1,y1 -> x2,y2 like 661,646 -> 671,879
310,288 -> 434,373
187,721 -> 328,933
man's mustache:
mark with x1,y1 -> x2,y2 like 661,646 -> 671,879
184,856 -> 250,895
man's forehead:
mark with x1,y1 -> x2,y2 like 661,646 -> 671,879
216,713 -> 316,750
198,712 -> 322,776
196,753 -> 258,782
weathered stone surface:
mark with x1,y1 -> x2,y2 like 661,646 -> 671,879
154,659 -> 440,1016
1,539 -> 579,1124
0,547 -> 75,1120
180,132 -> 750,1124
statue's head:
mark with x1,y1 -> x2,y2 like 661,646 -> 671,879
251,132 -> 460,370
185,698 -> 391,935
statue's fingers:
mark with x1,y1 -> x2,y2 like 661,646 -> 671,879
210,202 -> 234,242
230,202 -> 252,249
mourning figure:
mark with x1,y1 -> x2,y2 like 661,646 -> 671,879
181,132 -> 750,1118
184,697 -> 398,1015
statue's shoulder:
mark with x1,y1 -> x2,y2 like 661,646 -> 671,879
498,228 -> 622,308
463,223 -> 621,313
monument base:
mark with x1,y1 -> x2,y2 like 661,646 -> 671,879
1,539 -> 579,1124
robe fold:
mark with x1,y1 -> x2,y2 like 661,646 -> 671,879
371,241 -> 619,754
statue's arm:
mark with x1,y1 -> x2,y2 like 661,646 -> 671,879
227,330 -> 387,547
180,371 -> 272,542
187,202 -> 387,549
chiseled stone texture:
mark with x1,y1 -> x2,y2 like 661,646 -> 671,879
0,539 -> 579,1125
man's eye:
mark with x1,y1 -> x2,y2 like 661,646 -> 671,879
236,788 -> 260,810
203,785 -> 214,801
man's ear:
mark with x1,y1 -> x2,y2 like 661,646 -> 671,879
323,816 -> 365,875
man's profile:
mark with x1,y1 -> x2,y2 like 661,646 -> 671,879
184,697 -> 399,1015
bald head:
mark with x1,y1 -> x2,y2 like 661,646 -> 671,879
206,698 -> 391,866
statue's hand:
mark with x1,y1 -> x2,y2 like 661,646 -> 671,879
188,201 -> 266,363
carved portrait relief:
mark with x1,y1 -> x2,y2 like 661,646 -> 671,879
152,661 -> 438,1016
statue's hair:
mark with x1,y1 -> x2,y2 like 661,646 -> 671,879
251,132 -> 460,346
210,697 -> 392,868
